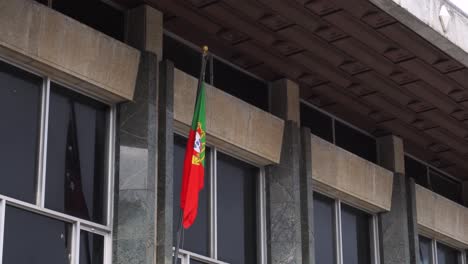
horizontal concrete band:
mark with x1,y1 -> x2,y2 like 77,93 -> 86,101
0,0 -> 140,102
311,135 -> 394,213
416,185 -> 468,248
173,68 -> 284,166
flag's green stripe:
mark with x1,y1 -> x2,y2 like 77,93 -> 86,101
191,82 -> 207,167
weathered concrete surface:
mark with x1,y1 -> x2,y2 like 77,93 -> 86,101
127,5 -> 163,60
311,135 -> 393,212
416,184 -> 468,248
0,0 -> 140,102
270,79 -> 300,125
173,68 -> 284,166
371,0 -> 468,67
377,135 -> 405,175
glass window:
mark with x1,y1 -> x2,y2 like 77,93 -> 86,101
80,231 -> 104,264
313,193 -> 336,264
335,121 -> 377,163
419,236 -> 432,264
45,83 -> 109,224
3,206 -> 72,264
173,135 -> 210,256
0,61 -> 42,203
429,170 -> 462,204
437,242 -> 460,264
300,103 -> 334,143
405,156 -> 429,188
341,203 -> 371,264
163,34 -> 269,111
52,0 -> 125,41
217,152 -> 258,264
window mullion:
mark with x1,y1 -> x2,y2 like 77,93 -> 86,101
72,222 -> 81,264
36,77 -> 50,207
210,148 -> 218,259
105,106 -> 117,227
257,168 -> 267,264
335,200 -> 343,264
432,239 -> 438,264
0,199 -> 6,263
370,215 -> 380,264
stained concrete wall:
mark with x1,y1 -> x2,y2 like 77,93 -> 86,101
310,135 -> 394,212
173,68 -> 284,166
416,184 -> 468,248
0,0 -> 140,102
371,0 -> 468,67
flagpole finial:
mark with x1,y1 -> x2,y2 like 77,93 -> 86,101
202,45 -> 209,55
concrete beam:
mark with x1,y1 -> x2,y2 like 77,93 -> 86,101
371,0 -> 468,67
0,0 -> 140,102
173,68 -> 284,166
377,135 -> 405,175
311,135 -> 394,212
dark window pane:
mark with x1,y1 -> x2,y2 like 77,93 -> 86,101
0,61 -> 42,203
3,206 -> 72,264
341,203 -> 371,264
419,236 -> 432,264
80,231 -> 104,264
52,0 -> 125,41
437,242 -> 459,264
335,121 -> 377,163
405,156 -> 429,188
173,135 -> 210,256
313,193 -> 336,264
34,0 -> 48,5
212,58 -> 268,111
46,84 -> 108,224
217,152 -> 257,264
300,103 -> 333,143
429,170 -> 462,204
163,35 -> 203,79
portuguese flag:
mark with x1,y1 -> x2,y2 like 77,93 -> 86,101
180,81 -> 207,229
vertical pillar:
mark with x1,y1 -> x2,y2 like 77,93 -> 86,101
156,60 -> 175,264
266,79 -> 304,263
377,135 -> 419,264
113,5 -> 163,264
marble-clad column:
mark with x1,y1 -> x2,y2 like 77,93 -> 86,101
377,135 -> 419,264
266,79 -> 303,264
113,51 -> 158,264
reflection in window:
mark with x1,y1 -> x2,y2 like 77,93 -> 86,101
46,83 -> 108,224
3,206 -> 72,264
419,236 -> 431,264
217,152 -> 257,264
80,231 -> 104,264
173,135 -> 210,256
0,61 -> 42,203
313,193 -> 336,264
341,203 -> 371,264
437,242 -> 460,264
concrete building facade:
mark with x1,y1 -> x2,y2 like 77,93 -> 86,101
0,0 -> 467,263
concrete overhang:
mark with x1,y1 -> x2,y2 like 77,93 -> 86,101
146,0 -> 468,180
371,0 -> 468,67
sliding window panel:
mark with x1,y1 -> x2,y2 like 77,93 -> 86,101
217,152 -> 257,264
419,236 -> 432,264
173,135 -> 210,256
437,242 -> 460,264
0,61 -> 42,203
341,203 -> 372,264
45,83 -> 109,224
3,206 -> 72,264
79,231 -> 104,264
313,193 -> 336,264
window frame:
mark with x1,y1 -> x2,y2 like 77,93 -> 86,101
419,236 -> 467,264
174,132 -> 267,264
313,191 -> 381,264
0,57 -> 116,264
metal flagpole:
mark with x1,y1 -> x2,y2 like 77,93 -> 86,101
173,46 -> 209,264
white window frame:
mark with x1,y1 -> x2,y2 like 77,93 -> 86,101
420,236 -> 467,264
314,191 -> 381,264
0,58 -> 116,264
173,135 -> 267,264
